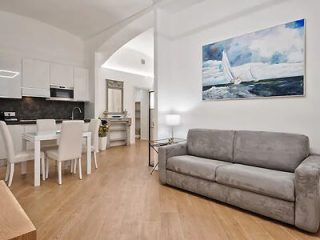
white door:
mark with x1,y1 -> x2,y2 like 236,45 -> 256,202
50,63 -> 74,88
22,58 -> 50,97
74,67 -> 89,101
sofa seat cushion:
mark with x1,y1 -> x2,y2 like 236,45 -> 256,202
216,164 -> 295,202
167,155 -> 231,181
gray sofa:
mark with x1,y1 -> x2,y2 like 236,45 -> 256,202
158,129 -> 320,233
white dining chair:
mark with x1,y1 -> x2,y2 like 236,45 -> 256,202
81,119 -> 101,170
0,121 -> 45,187
45,121 -> 84,185
36,119 -> 58,149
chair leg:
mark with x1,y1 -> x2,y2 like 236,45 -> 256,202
45,158 -> 49,179
41,156 -> 45,181
8,163 -> 14,187
58,162 -> 62,185
78,158 -> 82,180
73,159 -> 77,174
5,163 -> 10,182
94,152 -> 98,169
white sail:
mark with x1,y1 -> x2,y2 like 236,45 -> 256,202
222,51 -> 236,83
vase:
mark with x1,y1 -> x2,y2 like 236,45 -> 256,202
99,136 -> 107,151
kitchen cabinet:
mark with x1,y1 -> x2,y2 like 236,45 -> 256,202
74,67 -> 90,102
22,58 -> 50,98
50,63 -> 74,88
0,53 -> 22,99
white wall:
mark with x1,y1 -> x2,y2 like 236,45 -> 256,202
98,68 -> 153,144
0,10 -> 86,67
156,0 -> 320,153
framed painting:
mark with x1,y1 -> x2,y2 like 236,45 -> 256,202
202,19 -> 305,100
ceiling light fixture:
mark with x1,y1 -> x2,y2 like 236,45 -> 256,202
0,70 -> 20,79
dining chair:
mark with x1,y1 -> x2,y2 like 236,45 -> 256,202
80,119 -> 101,169
45,121 -> 84,184
36,119 -> 58,149
0,121 -> 45,187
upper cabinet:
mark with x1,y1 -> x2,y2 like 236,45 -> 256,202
74,67 -> 90,102
0,53 -> 22,99
50,63 -> 74,88
22,58 -> 50,98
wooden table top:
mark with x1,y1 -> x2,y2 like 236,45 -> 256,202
0,180 -> 36,240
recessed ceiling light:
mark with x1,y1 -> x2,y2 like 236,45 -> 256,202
0,70 -> 20,79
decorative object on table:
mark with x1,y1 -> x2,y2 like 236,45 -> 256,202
99,121 -> 109,151
149,138 -> 186,175
165,114 -> 181,142
202,19 -> 305,100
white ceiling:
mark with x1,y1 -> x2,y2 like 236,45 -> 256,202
0,0 -> 154,39
102,28 -> 154,77
125,28 -> 154,58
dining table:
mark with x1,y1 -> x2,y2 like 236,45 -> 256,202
22,130 -> 92,187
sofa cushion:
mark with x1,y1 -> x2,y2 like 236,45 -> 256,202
216,164 -> 295,201
187,129 -> 235,162
234,130 -> 309,172
167,155 -> 231,181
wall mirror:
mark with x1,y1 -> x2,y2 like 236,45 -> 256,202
106,79 -> 124,114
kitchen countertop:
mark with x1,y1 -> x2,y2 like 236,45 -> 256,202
5,119 -> 91,125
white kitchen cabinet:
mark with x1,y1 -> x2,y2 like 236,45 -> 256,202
22,58 -> 50,97
74,67 -> 90,102
50,63 -> 74,88
0,53 -> 22,99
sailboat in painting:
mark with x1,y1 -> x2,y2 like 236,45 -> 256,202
222,51 -> 242,85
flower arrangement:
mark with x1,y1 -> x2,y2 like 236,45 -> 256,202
99,121 -> 109,137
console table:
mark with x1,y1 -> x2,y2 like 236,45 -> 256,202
103,118 -> 131,148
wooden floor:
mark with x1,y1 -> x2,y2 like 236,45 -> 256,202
1,140 -> 320,240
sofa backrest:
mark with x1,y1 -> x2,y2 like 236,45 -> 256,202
233,130 -> 310,172
187,129 -> 235,162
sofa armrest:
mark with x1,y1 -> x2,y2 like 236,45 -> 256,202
158,143 -> 187,184
295,155 -> 320,232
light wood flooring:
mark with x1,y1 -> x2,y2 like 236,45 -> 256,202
1,140 -> 320,240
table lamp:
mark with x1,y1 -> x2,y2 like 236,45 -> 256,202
165,114 -> 181,141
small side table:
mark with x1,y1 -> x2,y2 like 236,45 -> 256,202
149,138 -> 186,175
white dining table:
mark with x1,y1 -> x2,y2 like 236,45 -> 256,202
22,130 -> 92,187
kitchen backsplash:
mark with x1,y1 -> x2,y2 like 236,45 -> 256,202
0,97 -> 84,120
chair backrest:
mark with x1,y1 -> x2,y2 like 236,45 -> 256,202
0,121 -> 15,163
88,119 -> 101,152
36,119 -> 56,132
58,121 -> 84,161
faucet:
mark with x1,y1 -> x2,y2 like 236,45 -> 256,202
72,107 -> 82,120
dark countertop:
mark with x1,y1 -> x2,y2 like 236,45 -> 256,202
5,119 -> 91,125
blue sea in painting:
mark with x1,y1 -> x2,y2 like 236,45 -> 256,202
202,19 -> 305,100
